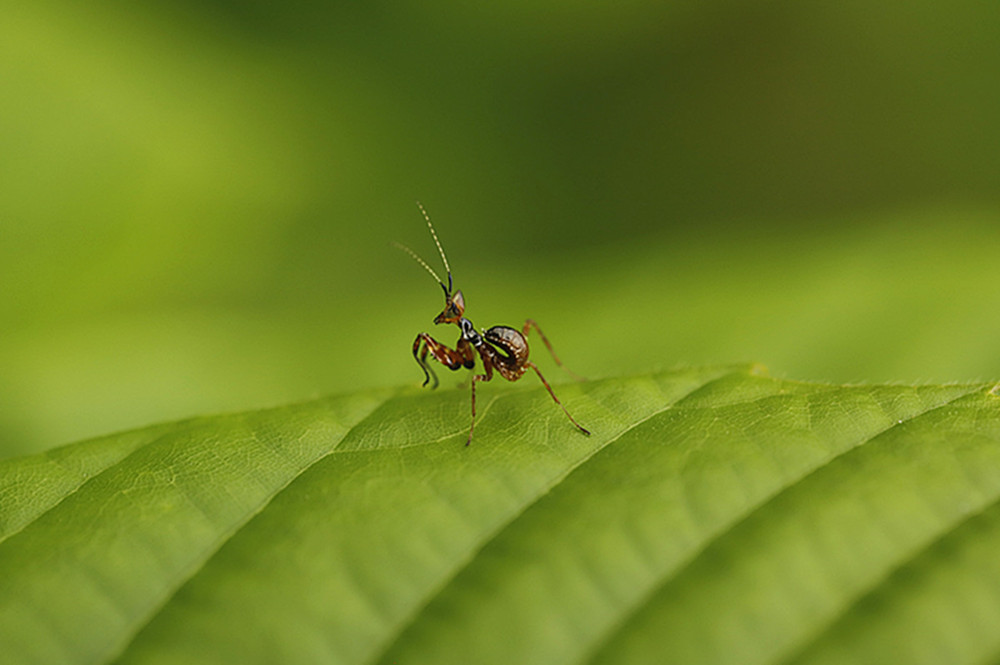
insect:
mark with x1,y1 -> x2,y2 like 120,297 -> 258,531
394,203 -> 591,446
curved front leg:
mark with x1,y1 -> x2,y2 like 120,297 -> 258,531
412,333 -> 474,389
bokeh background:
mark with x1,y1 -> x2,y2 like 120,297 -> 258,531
3,0 -> 1000,457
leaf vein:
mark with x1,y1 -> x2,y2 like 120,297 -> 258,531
102,391 -> 399,662
364,368 -> 753,665
0,429 -> 177,546
579,384 -> 987,664
778,466 -> 1000,665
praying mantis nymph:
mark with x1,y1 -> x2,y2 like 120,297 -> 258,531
394,203 -> 591,446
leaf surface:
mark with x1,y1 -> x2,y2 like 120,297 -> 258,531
1,367 -> 999,665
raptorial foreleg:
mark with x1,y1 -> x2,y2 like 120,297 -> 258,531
412,333 -> 478,389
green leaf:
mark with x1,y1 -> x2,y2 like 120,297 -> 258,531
2,366 -> 1000,665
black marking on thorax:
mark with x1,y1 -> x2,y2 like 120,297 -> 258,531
460,317 -> 483,347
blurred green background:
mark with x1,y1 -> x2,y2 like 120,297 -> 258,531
3,0 -> 1000,457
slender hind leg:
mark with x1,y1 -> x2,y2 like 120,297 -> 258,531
522,319 -> 585,381
527,362 -> 590,436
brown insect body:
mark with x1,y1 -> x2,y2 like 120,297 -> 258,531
481,326 -> 530,380
398,204 -> 590,446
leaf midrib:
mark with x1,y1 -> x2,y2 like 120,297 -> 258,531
11,371 -> 987,665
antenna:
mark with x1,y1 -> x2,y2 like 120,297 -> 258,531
392,241 -> 450,297
415,201 -> 453,294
